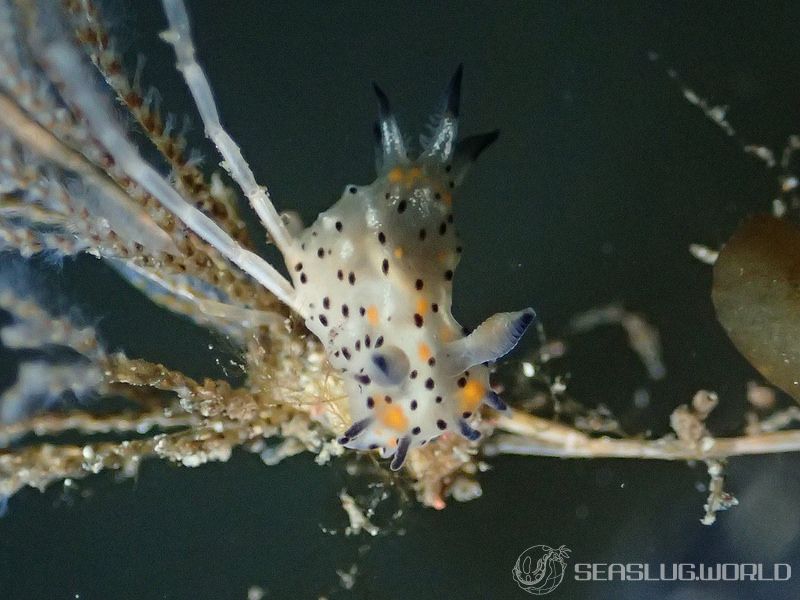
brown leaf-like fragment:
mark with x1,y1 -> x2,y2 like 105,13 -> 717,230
713,214 -> 800,401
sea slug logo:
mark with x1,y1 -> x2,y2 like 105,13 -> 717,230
512,544 -> 571,595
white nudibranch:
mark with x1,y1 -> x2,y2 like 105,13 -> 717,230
283,66 -> 535,470
158,3 -> 533,471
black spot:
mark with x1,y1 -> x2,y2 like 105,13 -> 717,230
457,377 -> 467,388
419,228 -> 427,241
367,397 -> 375,409
435,396 -> 443,403
397,199 -> 407,213
294,262 -> 303,271
445,164 -> 452,173
355,340 -> 361,351
447,214 -> 454,224
428,357 -> 436,367
410,400 -> 418,410
378,231 -> 386,244
415,279 -> 423,290
456,246 -> 463,253
375,336 -> 384,348
439,222 -> 447,235
365,335 -> 371,348
368,444 -> 378,450
434,192 -> 441,200
342,304 -> 349,317
359,306 -> 366,316
462,411 -> 472,419
317,247 -> 325,258
323,297 -> 330,309
448,180 -> 455,188
382,259 -> 389,275
337,269 -> 344,280
425,378 -> 435,390
335,221 -> 343,231
348,272 -> 356,285
436,419 -> 447,430
385,395 -> 392,404
410,370 -> 418,379
349,186 -> 357,194
319,315 -> 328,326
342,348 -> 352,360
432,303 -> 439,313
300,273 -> 307,284
384,192 -> 390,200
356,374 -> 371,385
444,270 -> 453,281
301,243 -> 306,250
334,351 -> 340,357
414,313 -> 424,328
412,426 -> 421,435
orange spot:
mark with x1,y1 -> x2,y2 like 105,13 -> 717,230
416,297 -> 428,315
367,305 -> 379,326
394,247 -> 404,259
379,405 -> 409,432
406,167 -> 422,183
388,168 -> 403,183
418,343 -> 432,362
439,326 -> 455,342
436,250 -> 451,264
442,192 -> 453,206
460,380 -> 485,413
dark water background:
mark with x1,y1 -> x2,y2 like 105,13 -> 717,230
2,1 -> 800,598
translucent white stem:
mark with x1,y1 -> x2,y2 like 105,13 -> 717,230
160,0 -> 294,256
40,40 -> 301,313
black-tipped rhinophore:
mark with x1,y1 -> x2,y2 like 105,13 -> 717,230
372,82 -> 407,169
390,436 -> 412,470
421,65 -> 464,163
449,130 -> 500,186
456,130 -> 500,162
372,82 -> 391,119
444,63 -> 463,118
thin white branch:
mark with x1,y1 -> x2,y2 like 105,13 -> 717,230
37,39 -> 301,313
160,0 -> 294,256
486,409 -> 800,460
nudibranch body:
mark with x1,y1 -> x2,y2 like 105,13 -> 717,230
283,67 -> 535,469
